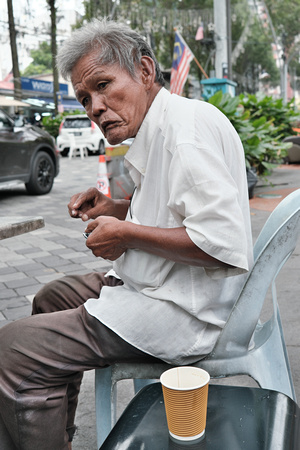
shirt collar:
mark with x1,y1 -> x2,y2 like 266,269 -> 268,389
124,87 -> 171,187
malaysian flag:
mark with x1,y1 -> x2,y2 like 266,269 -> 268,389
170,31 -> 194,96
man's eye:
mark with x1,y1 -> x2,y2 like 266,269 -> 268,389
82,98 -> 89,107
98,82 -> 108,90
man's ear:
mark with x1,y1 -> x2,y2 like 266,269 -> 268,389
140,56 -> 156,90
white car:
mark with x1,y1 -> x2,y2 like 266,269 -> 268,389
56,114 -> 107,156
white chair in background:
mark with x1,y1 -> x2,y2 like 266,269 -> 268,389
68,134 -> 88,160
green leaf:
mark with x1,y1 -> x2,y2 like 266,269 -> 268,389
208,90 -> 223,107
252,116 -> 267,128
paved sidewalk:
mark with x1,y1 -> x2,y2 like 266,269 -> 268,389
0,157 -> 299,449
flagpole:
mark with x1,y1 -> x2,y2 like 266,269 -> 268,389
175,29 -> 209,79
193,56 -> 209,79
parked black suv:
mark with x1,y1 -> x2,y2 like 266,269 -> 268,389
0,108 -> 59,195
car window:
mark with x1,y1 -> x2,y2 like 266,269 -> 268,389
0,110 -> 13,129
63,118 -> 91,129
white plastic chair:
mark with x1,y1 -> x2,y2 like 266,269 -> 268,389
95,189 -> 300,447
68,134 -> 88,159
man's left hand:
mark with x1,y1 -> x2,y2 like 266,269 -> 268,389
84,216 -> 128,260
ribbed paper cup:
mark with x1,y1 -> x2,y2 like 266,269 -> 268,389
160,367 -> 210,441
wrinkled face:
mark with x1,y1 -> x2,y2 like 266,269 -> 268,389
71,50 -> 151,145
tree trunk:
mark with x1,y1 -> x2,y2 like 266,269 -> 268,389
48,0 -> 59,116
7,0 -> 22,100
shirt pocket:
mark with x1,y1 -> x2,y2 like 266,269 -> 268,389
113,214 -> 174,290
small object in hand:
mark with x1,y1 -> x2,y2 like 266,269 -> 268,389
83,232 -> 91,239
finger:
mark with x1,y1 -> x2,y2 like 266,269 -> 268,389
72,193 -> 87,209
84,219 -> 99,235
68,206 -> 82,218
68,194 -> 84,217
80,206 -> 102,221
73,188 -> 99,208
69,192 -> 94,219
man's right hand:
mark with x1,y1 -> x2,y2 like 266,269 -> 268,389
68,187 -> 113,221
68,187 -> 131,221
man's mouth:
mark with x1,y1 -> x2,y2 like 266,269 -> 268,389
101,120 -> 118,133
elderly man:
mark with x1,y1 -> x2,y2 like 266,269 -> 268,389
0,19 -> 253,449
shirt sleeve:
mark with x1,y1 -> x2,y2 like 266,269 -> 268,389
167,143 -> 250,279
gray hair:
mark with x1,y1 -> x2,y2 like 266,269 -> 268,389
57,18 -> 165,86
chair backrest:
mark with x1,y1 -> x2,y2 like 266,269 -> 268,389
211,189 -> 300,358
68,133 -> 76,149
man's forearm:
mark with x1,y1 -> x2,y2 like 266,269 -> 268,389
112,199 -> 130,220
124,223 -> 231,268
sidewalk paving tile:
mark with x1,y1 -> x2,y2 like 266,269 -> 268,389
4,304 -> 32,320
16,285 -> 45,297
35,272 -> 66,284
5,277 -> 37,289
0,272 -> 27,283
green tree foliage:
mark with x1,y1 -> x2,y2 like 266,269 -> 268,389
42,114 -> 63,139
233,19 -> 280,93
81,0 -> 112,21
265,0 -> 300,79
74,0 -> 284,90
42,110 -> 83,138
75,0 -> 217,81
22,42 -> 52,76
265,0 -> 300,52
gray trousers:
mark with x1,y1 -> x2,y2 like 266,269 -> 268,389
0,272 -> 162,449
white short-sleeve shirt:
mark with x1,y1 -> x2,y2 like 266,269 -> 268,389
84,88 -> 253,365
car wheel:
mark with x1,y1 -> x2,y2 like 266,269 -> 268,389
25,151 -> 55,195
99,140 -> 105,155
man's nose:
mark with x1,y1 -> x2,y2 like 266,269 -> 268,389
91,94 -> 106,115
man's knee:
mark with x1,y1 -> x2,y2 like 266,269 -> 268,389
32,274 -> 93,315
32,281 -> 54,314
32,278 -> 69,314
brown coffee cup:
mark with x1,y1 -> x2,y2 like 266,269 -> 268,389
160,367 -> 210,441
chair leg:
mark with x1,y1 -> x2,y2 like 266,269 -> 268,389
95,367 -> 116,448
95,368 -> 157,448
247,357 -> 295,401
242,322 -> 296,402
